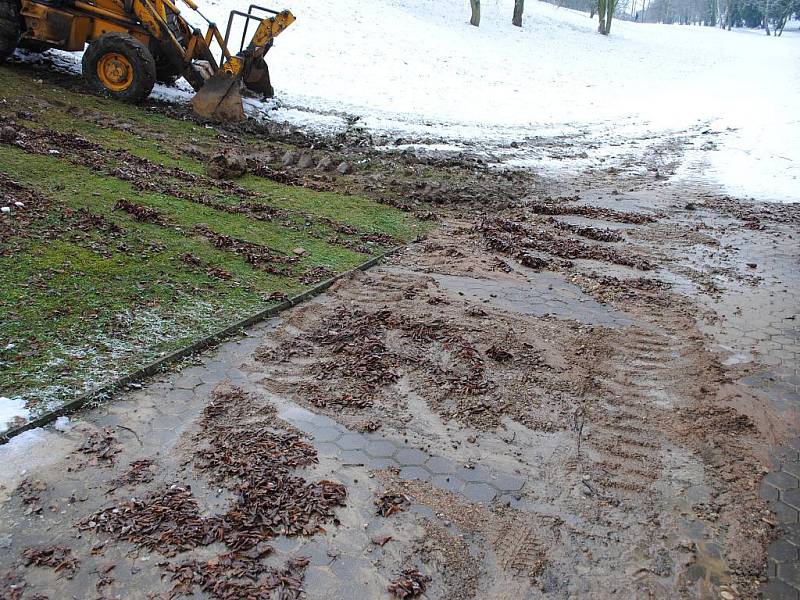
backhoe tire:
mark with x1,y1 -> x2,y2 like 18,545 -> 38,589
0,0 -> 22,65
82,33 -> 156,103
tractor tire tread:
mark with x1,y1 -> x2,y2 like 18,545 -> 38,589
82,32 -> 156,103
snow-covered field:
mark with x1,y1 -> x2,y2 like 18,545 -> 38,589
24,0 -> 800,201
205,0 -> 800,202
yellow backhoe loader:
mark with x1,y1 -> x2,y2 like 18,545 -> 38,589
0,0 -> 294,121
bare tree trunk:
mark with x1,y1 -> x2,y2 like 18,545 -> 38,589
605,0 -> 615,33
776,12 -> 787,34
470,0 -> 481,26
513,0 -> 525,26
598,0 -> 616,33
598,0 -> 607,32
763,0 -> 770,34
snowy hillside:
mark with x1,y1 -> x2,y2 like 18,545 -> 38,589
234,0 -> 798,202
34,0 -> 800,201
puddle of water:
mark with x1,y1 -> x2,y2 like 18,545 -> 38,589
268,392 -> 528,505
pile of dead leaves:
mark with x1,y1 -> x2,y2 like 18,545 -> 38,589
388,568 -> 431,598
77,428 -> 121,467
21,546 -> 80,579
550,218 -> 623,242
114,199 -> 168,224
375,492 -> 411,517
111,459 -> 155,487
193,225 -> 296,274
525,201 -> 656,224
196,388 -> 346,547
83,485 -> 217,556
0,175 -> 52,253
83,387 -> 344,597
167,548 -> 309,600
179,252 -> 233,280
300,265 -> 336,285
15,479 -> 46,515
0,569 -> 26,600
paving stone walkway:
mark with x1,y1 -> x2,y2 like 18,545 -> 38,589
697,230 -> 800,599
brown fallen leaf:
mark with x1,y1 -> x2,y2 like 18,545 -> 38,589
372,535 -> 393,547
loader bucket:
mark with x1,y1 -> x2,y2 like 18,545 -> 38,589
191,72 -> 245,122
244,58 -> 274,97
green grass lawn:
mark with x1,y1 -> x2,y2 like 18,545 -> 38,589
0,65 -> 431,423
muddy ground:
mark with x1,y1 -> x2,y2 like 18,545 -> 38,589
1,72 -> 799,599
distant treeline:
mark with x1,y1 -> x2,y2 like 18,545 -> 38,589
540,0 -> 798,34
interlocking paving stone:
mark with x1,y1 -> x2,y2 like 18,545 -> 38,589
366,457 -> 397,470
488,473 -> 526,492
774,447 -> 800,463
399,466 -> 432,482
778,562 -> 800,589
312,427 -> 344,443
431,475 -> 466,493
762,579 -> 800,600
425,456 -> 456,475
462,482 -> 497,504
456,465 -> 491,483
773,501 -> 800,525
336,433 -> 367,451
783,489 -> 800,511
765,471 -> 800,492
314,442 -> 342,458
364,440 -> 398,458
394,447 -> 428,466
784,461 -> 800,478
329,556 -> 362,580
423,270 -> 635,327
339,449 -> 368,465
768,539 -> 800,563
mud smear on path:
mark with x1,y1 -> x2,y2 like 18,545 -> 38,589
1,82 -> 798,598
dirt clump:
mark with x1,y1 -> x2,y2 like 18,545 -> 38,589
206,149 -> 247,179
477,217 -> 653,271
525,200 -> 657,224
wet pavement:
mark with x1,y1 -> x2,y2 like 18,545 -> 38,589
0,185 -> 798,599
424,270 -> 636,327
691,225 -> 800,599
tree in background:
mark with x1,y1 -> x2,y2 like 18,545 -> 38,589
597,0 -> 620,32
470,0 -> 481,26
767,0 -> 799,33
513,0 -> 525,25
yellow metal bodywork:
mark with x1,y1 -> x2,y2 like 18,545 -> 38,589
17,0 -> 295,120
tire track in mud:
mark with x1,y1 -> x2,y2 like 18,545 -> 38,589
489,516 -> 546,579
584,328 -> 673,499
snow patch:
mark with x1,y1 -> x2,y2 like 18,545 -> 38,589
54,416 -> 72,432
0,396 -> 29,432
